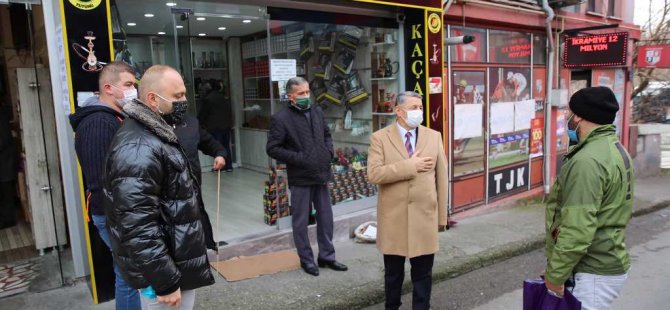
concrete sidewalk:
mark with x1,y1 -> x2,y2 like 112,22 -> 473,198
3,176 -> 670,310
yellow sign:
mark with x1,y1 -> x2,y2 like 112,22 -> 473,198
427,12 -> 441,34
68,0 -> 102,10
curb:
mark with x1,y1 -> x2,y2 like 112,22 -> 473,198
307,200 -> 670,310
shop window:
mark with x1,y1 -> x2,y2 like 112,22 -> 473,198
532,34 -> 546,65
449,26 -> 486,63
265,17 -> 399,208
452,71 -> 486,177
607,0 -> 616,17
587,0 -> 602,14
488,30 -> 531,64
488,67 -> 532,169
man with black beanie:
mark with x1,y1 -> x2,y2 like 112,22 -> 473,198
544,86 -> 634,310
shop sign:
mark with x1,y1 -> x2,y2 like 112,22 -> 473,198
405,11 -> 427,98
564,32 -> 628,68
637,45 -> 670,68
488,163 -> 529,199
61,0 -> 114,109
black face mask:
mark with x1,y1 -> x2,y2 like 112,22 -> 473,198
161,100 -> 189,126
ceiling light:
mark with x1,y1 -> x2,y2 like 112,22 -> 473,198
218,27 -> 226,30
242,19 -> 251,23
127,22 -> 137,26
198,33 -> 206,36
166,2 -> 177,6
196,17 -> 206,21
222,14 -> 232,18
158,31 -> 166,35
144,13 -> 154,18
176,25 -> 184,29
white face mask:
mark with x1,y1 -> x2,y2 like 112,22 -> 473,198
404,109 -> 423,128
111,84 -> 137,107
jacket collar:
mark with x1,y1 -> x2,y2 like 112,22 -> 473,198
386,122 -> 425,158
123,99 -> 179,144
566,124 -> 616,159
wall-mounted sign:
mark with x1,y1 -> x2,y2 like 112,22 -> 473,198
637,45 -> 670,68
488,163 -> 529,199
564,32 -> 628,68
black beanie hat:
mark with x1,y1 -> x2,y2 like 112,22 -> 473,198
569,86 -> 619,125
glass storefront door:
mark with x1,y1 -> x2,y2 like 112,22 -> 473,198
0,1 -> 73,297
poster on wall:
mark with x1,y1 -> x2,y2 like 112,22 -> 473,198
490,67 -> 530,103
490,102 -> 515,134
451,27 -> 486,62
592,69 -> 625,136
530,118 -> 544,158
452,71 -> 486,176
532,67 -> 546,113
489,30 -> 531,64
454,103 -> 483,139
488,162 -> 530,199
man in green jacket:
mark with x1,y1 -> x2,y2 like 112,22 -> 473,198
545,87 -> 633,310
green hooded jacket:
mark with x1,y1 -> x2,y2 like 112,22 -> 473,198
545,124 -> 633,285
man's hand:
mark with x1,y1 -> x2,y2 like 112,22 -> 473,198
157,288 -> 181,307
212,156 -> 225,171
545,280 -> 564,297
409,151 -> 434,173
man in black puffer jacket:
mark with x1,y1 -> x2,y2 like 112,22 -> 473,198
104,65 -> 214,309
267,77 -> 347,277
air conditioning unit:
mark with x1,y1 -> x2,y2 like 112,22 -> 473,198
544,0 -> 586,8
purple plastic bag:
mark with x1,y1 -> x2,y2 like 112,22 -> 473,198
523,279 -> 581,310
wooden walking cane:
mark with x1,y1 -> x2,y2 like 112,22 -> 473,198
216,169 -> 221,263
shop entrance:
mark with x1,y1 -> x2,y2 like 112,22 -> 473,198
113,0 -> 276,242
0,1 -> 73,299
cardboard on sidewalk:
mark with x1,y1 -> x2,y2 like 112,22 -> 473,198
211,250 -> 300,282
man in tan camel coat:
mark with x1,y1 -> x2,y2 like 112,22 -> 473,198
367,91 -> 449,310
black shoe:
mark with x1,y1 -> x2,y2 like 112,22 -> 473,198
317,259 -> 348,271
301,262 -> 319,276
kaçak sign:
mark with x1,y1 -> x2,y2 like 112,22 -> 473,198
564,32 -> 628,68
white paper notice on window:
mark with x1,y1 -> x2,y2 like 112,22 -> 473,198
454,103 -> 483,139
270,59 -> 297,82
514,100 -> 536,131
490,102 -> 515,135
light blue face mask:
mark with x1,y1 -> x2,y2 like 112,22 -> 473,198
567,113 -> 581,143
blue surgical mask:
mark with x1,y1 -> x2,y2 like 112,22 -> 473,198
567,113 -> 581,144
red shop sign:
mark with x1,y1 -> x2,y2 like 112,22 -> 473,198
637,45 -> 670,68
564,32 -> 628,68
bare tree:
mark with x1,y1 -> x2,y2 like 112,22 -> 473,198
632,0 -> 670,99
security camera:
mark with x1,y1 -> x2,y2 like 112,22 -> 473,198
396,14 -> 406,23
445,35 -> 475,45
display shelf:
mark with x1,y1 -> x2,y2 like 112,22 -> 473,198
370,77 -> 396,81
372,41 -> 396,47
371,112 -> 395,116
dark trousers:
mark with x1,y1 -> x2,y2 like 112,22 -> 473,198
384,254 -> 435,310
289,184 -> 335,265
0,181 -> 17,225
211,128 -> 233,171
